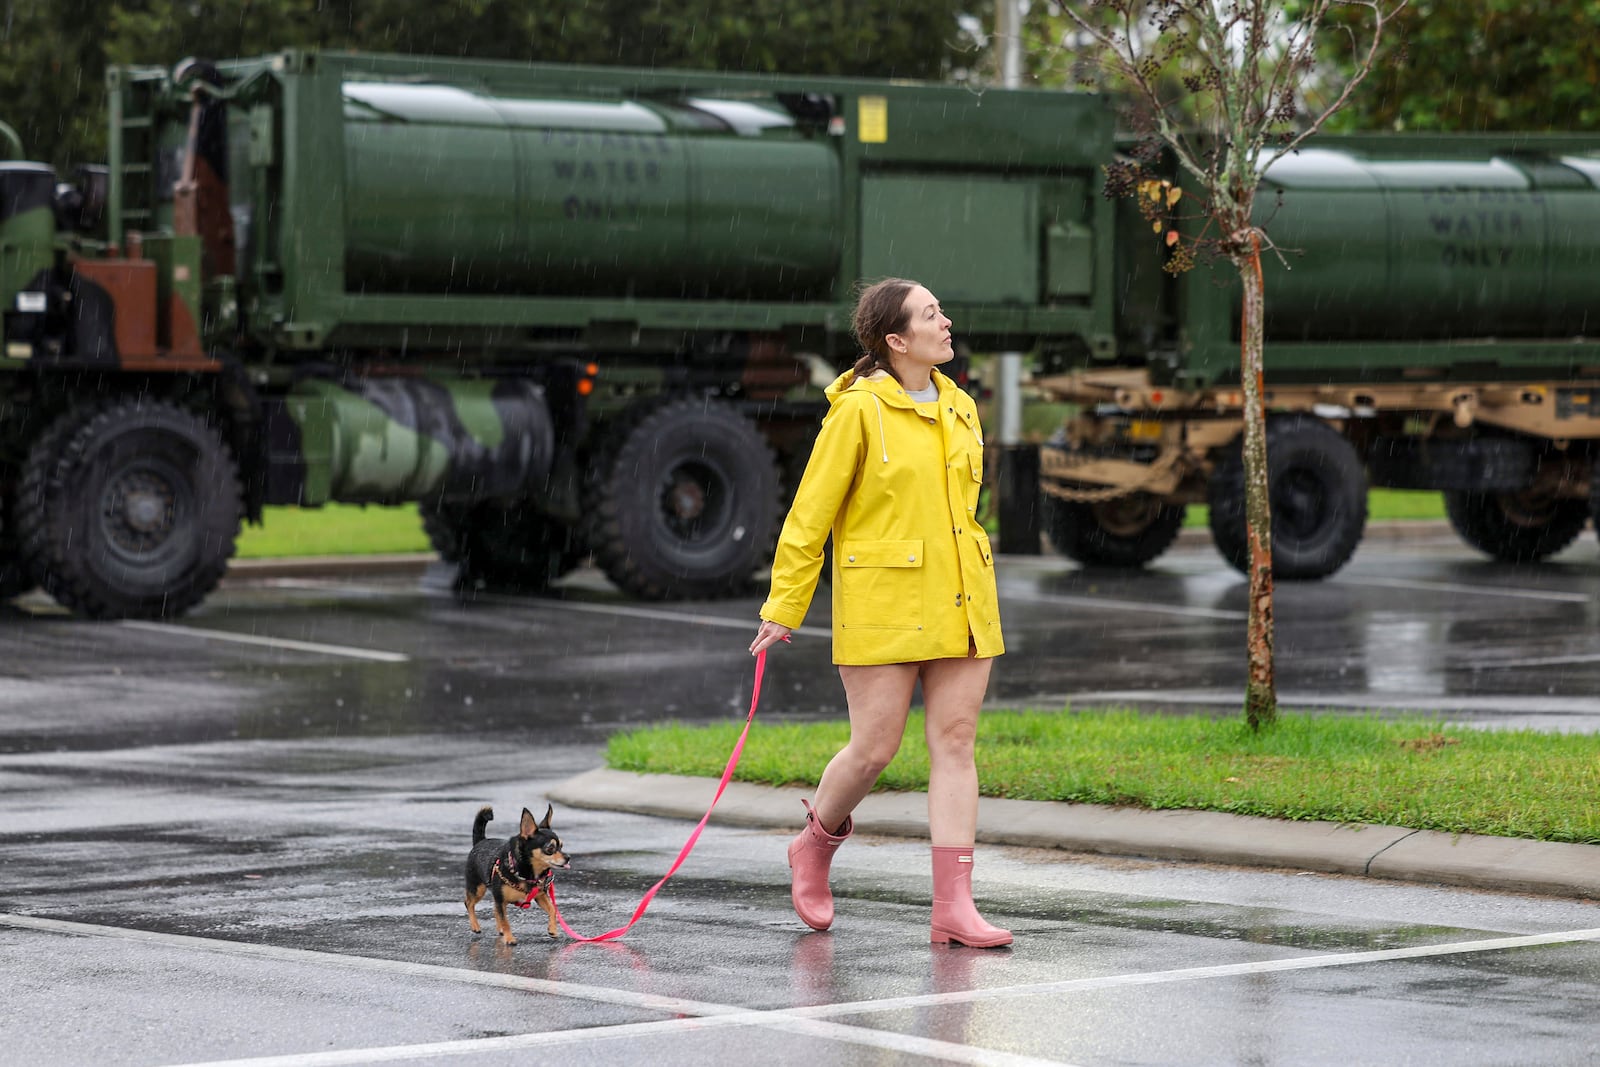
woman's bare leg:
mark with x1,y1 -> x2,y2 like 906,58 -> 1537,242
810,663 -> 920,834
920,655 -> 994,847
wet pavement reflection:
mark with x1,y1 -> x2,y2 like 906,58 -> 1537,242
2,537 -> 1599,1064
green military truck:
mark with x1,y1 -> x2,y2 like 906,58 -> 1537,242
1,50 -> 1115,618
1036,135 -> 1600,578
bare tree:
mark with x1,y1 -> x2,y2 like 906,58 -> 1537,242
1058,0 -> 1405,729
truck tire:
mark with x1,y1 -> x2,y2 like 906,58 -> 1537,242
1043,493 -> 1185,567
1592,465 -> 1600,552
1208,415 -> 1367,580
15,400 -> 242,619
584,397 -> 780,600
422,500 -> 584,593
1445,488 -> 1587,562
7,411 -> 89,603
0,494 -> 32,601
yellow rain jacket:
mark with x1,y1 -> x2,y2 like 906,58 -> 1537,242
759,368 -> 1004,665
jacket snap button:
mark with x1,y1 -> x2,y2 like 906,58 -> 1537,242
847,555 -> 856,562
955,594 -> 963,606
908,555 -> 916,562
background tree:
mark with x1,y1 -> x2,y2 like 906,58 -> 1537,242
0,0 -> 108,168
1025,0 -> 1600,132
2,0 -> 980,170
1058,0 -> 1405,730
1311,0 -> 1600,132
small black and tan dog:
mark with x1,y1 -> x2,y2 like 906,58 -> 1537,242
464,804 -> 570,944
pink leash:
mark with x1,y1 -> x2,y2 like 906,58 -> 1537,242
549,641 -> 781,942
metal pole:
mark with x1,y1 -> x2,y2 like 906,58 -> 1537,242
994,0 -> 1041,554
996,0 -> 1024,450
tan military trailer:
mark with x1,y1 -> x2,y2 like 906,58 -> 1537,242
1034,136 -> 1600,577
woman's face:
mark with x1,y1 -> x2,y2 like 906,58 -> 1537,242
886,285 -> 954,373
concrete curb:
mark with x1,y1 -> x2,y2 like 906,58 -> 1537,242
223,553 -> 438,580
548,767 -> 1600,901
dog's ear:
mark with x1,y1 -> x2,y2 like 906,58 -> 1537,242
539,804 -> 553,830
519,808 -> 538,836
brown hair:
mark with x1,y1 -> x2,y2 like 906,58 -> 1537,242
850,277 -> 920,383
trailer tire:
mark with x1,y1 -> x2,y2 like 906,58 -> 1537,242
1445,488 -> 1587,562
422,500 -> 584,593
583,397 -> 780,600
1043,493 -> 1185,568
1208,415 -> 1367,580
15,400 -> 242,619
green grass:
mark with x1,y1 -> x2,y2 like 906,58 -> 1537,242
235,503 -> 434,559
606,709 -> 1600,844
232,481 -> 1444,558
1183,488 -> 1445,528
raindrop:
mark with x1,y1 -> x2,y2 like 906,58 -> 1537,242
464,696 -> 473,706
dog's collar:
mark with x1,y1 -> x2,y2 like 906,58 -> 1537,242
492,846 -> 532,886
494,855 -> 554,910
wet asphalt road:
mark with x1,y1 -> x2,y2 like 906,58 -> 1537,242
2,532 -> 1599,1066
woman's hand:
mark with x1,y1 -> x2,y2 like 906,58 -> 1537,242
749,620 -> 792,655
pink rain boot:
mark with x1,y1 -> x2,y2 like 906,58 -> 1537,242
787,799 -> 853,931
930,846 -> 1012,948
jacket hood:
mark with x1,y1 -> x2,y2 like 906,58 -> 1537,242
824,368 -> 950,410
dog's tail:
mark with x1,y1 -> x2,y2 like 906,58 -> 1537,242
473,806 -> 494,845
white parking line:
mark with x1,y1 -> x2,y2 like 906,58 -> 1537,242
10,913 -> 1598,1066
1335,576 -> 1590,604
536,598 -> 833,639
169,1016 -> 1069,1067
0,914 -> 1066,1067
1464,652 -> 1600,670
1002,591 -> 1247,621
1063,689 -> 1600,716
279,576 -> 836,640
802,926 -> 1600,1019
118,621 -> 411,662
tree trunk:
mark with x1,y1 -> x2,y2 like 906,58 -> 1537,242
1237,229 -> 1277,730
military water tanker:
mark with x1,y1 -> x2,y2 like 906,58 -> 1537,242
1037,134 -> 1600,578
0,50 -> 1114,618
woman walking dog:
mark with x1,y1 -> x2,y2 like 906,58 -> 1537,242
749,277 -> 1010,948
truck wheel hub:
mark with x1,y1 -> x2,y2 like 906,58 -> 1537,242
666,470 -> 707,521
108,471 -> 176,547
660,461 -> 729,541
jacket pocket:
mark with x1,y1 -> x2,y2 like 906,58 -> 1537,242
839,538 -> 924,630
968,449 -> 984,485
968,529 -> 1001,635
971,529 -> 994,566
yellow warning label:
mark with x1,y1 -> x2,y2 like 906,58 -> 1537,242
858,96 -> 888,144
